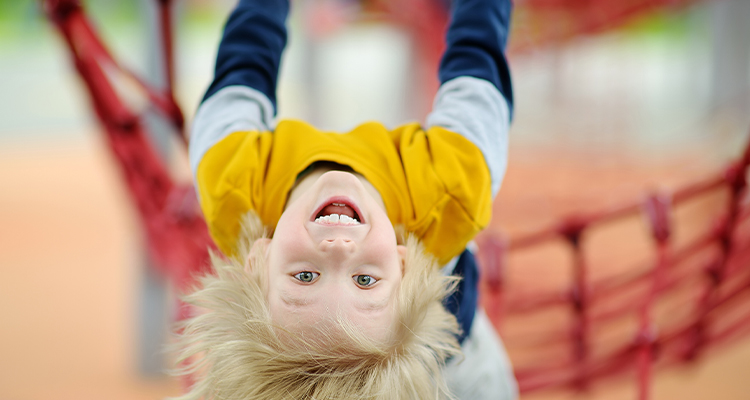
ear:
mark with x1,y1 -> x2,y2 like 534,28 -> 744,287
397,244 -> 407,274
246,238 -> 271,274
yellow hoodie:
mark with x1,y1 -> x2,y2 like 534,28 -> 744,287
196,118 -> 492,265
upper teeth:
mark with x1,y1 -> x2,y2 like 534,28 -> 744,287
315,213 -> 360,225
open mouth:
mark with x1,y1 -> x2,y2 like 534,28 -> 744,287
313,198 -> 364,226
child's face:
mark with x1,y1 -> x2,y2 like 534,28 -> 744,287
260,170 -> 405,343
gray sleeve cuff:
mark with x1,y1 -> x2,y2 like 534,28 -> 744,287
189,86 -> 276,185
426,76 -> 510,198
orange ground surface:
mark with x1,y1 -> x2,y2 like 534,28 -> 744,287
1,136 -> 748,399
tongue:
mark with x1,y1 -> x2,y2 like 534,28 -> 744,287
321,204 -> 356,219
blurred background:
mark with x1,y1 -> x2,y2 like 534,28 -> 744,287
0,0 -> 748,399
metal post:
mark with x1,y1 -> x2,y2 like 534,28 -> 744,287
710,0 -> 750,125
136,0 -> 177,377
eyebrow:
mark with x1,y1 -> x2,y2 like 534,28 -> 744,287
355,296 -> 390,312
280,291 -> 310,308
279,291 -> 390,313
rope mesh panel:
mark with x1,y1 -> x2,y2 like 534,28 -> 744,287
45,0 -> 750,398
477,147 -> 750,397
44,0 -> 213,301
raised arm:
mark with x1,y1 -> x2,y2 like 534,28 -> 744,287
439,0 -> 513,106
426,0 -> 513,198
189,0 -> 290,180
202,0 -> 289,108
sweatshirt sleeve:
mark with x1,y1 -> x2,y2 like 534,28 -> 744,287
203,0 -> 289,108
188,0 -> 289,254
189,0 -> 289,189
426,0 -> 513,198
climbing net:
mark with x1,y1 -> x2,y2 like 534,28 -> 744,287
45,0 -> 749,398
476,150 -> 750,396
43,0 -> 214,301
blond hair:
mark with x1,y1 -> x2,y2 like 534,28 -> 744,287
171,213 -> 461,399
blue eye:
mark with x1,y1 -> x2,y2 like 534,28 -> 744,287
294,271 -> 319,283
354,275 -> 377,287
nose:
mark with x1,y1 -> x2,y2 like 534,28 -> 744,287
319,238 -> 357,261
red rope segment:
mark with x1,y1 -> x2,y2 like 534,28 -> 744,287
158,0 -> 176,95
45,0 -> 185,137
44,0 -> 212,291
637,193 -> 672,400
478,131 -> 750,395
686,152 -> 750,361
559,220 -> 590,391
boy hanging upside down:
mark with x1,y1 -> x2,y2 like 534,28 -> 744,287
174,0 -> 517,398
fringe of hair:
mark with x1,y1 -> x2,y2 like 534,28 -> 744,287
170,212 -> 461,399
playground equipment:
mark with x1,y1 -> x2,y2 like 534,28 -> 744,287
477,149 -> 750,395
45,0 -> 749,398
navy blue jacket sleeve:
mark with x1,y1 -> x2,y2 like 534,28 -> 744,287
439,0 -> 514,116
202,0 -> 290,114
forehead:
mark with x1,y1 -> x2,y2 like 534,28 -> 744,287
269,287 -> 397,343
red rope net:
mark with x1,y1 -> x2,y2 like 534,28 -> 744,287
476,150 -> 750,396
43,0 -> 214,302
44,0 -> 750,398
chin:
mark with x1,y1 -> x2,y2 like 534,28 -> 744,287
317,170 -> 362,185
313,173 -> 368,202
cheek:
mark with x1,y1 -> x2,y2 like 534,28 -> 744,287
268,226 -> 307,265
369,209 -> 398,249
274,199 -> 310,242
364,230 -> 401,271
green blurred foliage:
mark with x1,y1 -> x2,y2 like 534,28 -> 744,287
0,0 -> 139,40
620,7 -> 706,46
0,0 -> 43,38
0,0 -> 229,41
1,1 -> 704,44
